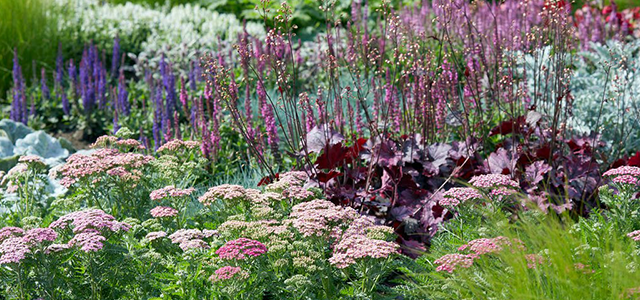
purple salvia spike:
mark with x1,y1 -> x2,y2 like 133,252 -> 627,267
10,48 -> 24,123
61,91 -> 70,116
117,71 -> 129,116
180,77 -> 188,111
41,68 -> 50,100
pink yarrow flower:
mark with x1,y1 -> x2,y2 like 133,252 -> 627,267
434,253 -> 475,273
209,266 -> 249,282
149,185 -> 195,201
0,237 -> 30,264
469,174 -> 519,189
150,206 -> 179,218
458,236 -> 524,256
68,230 -> 106,252
49,209 -> 131,234
441,187 -> 483,207
288,199 -> 359,237
216,238 -> 267,260
145,231 -> 167,241
198,184 -> 247,206
22,228 -> 57,244
627,230 -> 640,241
0,227 -> 24,242
329,234 -> 399,269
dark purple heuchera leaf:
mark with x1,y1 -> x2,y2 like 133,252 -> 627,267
305,125 -> 344,153
525,160 -> 551,186
362,138 -> 402,167
390,206 -> 412,221
489,115 -> 526,136
487,147 -> 519,175
316,143 -> 349,170
427,143 -> 452,169
402,138 -> 423,163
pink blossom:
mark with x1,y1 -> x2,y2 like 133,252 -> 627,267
115,139 -> 145,150
22,228 -> 57,244
441,187 -> 483,207
289,200 -> 359,237
209,266 -> 249,282
198,184 -> 246,206
329,234 -> 399,269
434,253 -> 475,273
0,237 -> 30,264
49,209 -> 130,234
18,155 -> 44,166
150,206 -> 178,218
266,171 -> 308,191
0,227 -> 24,242
145,231 -> 167,241
179,239 -> 210,251
281,186 -> 314,201
156,139 -> 200,153
216,238 -> 267,260
469,174 -> 519,189
150,185 -> 195,201
55,149 -> 153,188
612,175 -> 639,185
525,253 -> 546,269
627,230 -> 640,241
458,236 -> 524,256
168,229 -> 205,244
68,231 -> 106,252
603,166 -> 640,177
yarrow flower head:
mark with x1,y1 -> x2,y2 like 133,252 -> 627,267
458,236 -> 524,257
198,184 -> 246,206
18,155 -> 45,167
525,253 -> 546,269
56,149 -> 153,188
216,238 -> 268,260
167,229 -> 214,251
603,166 -> 640,178
0,237 -> 30,264
266,171 -> 308,192
49,209 -> 131,234
434,253 -> 475,273
441,187 -> 483,207
329,234 -> 399,269
469,174 -> 519,189
0,227 -> 24,242
22,228 -> 57,245
288,199 -> 359,237
282,186 -> 314,201
627,230 -> 640,241
68,230 -> 106,252
603,166 -> 640,186
145,231 -> 167,241
156,139 -> 200,153
150,206 -> 179,218
150,185 -> 195,201
209,266 -> 249,282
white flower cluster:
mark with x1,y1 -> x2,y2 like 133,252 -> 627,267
55,0 -> 265,76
